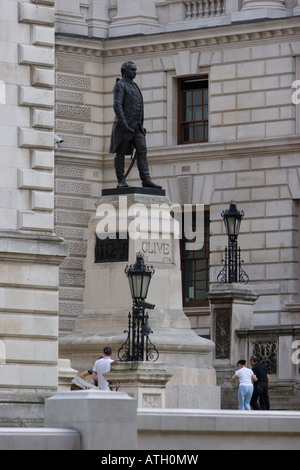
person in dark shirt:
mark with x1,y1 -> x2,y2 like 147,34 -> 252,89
250,356 -> 270,410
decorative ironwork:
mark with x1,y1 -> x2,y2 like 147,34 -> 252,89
215,308 -> 231,359
124,255 -> 155,279
253,341 -> 278,374
118,306 -> 159,362
217,246 -> 249,285
118,253 -> 159,362
217,201 -> 249,285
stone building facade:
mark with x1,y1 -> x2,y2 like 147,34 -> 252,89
0,0 -> 299,417
0,0 -> 68,425
53,0 -> 300,408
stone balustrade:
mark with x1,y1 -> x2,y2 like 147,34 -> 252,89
185,0 -> 225,20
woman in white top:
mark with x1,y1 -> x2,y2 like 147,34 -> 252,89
232,360 -> 257,410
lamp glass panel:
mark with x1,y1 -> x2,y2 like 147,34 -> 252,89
141,272 -> 151,300
227,217 -> 236,237
132,273 -> 143,300
225,216 -> 241,237
128,275 -> 135,300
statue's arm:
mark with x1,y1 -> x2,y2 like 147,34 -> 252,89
113,82 -> 129,129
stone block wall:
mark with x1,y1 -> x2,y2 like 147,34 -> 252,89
54,40 -> 103,335
0,0 -> 67,426
17,0 -> 55,232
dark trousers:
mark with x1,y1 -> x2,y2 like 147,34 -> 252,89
115,129 -> 150,183
116,128 -> 147,159
250,382 -> 270,410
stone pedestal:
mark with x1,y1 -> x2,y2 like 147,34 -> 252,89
208,283 -> 259,367
104,361 -> 172,408
45,390 -> 138,450
208,283 -> 259,408
242,0 -> 286,10
232,0 -> 287,21
57,359 -> 78,392
60,188 -> 220,409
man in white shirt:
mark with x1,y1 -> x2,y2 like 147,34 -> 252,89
92,347 -> 114,391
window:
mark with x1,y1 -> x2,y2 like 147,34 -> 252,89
178,77 -> 209,145
181,209 -> 210,307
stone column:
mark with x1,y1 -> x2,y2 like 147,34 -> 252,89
208,284 -> 259,408
242,1 -> 286,11
86,0 -> 111,38
55,0 -> 88,36
109,0 -> 160,37
232,0 -> 287,20
225,0 -> 242,14
294,0 -> 300,15
208,283 -> 259,367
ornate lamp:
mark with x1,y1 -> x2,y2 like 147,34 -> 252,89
222,201 -> 244,240
125,253 -> 154,301
217,201 -> 249,285
118,253 -> 159,362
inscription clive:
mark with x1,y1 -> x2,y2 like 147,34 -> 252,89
141,241 -> 170,256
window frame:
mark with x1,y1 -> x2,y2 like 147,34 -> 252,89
178,76 -> 209,145
180,208 -> 210,308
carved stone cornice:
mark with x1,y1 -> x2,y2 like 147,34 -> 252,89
0,231 -> 68,265
101,135 -> 300,169
104,20 -> 300,58
55,35 -> 104,58
55,16 -> 300,58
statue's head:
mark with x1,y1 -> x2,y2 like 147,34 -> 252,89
121,61 -> 137,80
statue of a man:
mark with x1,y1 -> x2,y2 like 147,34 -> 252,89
110,61 -> 162,189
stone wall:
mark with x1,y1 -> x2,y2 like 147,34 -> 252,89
54,40 -> 103,335
2,391 -> 300,450
0,0 -> 67,426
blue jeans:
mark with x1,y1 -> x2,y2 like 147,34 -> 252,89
238,385 -> 253,410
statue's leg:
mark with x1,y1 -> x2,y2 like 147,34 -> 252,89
135,133 -> 162,189
114,154 -> 129,188
137,153 -> 162,189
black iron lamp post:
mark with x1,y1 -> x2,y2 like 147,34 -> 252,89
118,253 -> 159,362
217,201 -> 249,285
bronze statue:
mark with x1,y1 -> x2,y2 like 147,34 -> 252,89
110,61 -> 162,189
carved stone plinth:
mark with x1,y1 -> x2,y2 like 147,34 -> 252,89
208,283 -> 259,366
242,0 -> 286,11
232,0 -> 287,20
104,361 -> 172,408
60,189 -> 221,409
